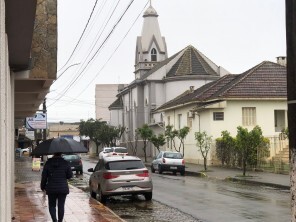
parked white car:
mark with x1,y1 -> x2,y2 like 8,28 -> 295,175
99,147 -> 113,159
151,151 -> 185,176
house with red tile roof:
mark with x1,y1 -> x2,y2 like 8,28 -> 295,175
154,60 -> 287,163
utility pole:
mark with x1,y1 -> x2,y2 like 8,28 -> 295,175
42,98 -> 47,141
42,99 -> 48,163
285,1 -> 296,220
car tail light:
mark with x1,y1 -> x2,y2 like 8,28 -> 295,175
79,159 -> 82,165
112,152 -> 117,155
182,159 -> 185,165
103,172 -> 119,179
136,170 -> 149,177
162,158 -> 166,163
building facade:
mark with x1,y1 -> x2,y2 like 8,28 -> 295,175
0,0 -> 57,220
95,84 -> 126,123
109,4 -> 229,155
156,61 -> 287,164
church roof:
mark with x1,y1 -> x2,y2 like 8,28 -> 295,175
143,5 -> 158,17
155,61 -> 287,111
108,97 -> 123,110
166,45 -> 219,77
140,45 -> 225,80
140,4 -> 165,53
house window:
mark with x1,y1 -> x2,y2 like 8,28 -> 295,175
213,112 -> 224,121
151,48 -> 157,61
178,114 -> 182,129
242,107 -> 256,126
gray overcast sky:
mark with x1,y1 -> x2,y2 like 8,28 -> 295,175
46,0 -> 286,122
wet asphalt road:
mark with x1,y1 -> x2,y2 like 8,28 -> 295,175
72,159 -> 290,222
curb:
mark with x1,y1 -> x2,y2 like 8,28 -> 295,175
224,177 -> 290,190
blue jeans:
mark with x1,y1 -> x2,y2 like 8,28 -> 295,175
48,193 -> 67,222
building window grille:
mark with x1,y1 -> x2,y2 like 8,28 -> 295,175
213,112 -> 224,121
242,107 -> 256,126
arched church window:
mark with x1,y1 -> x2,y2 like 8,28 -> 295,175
151,48 -> 157,61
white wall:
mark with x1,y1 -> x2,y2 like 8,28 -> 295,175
0,5 -> 13,219
165,80 -> 210,102
162,99 -> 287,164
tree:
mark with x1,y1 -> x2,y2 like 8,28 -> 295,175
150,134 -> 166,153
195,131 -> 212,171
236,126 -> 268,176
215,131 -> 236,166
137,124 -> 153,162
176,127 -> 190,156
128,129 -> 139,156
165,125 -> 178,151
79,118 -> 104,155
79,119 -> 125,155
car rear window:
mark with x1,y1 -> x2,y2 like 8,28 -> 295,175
106,160 -> 145,170
104,148 -> 112,153
63,155 -> 79,160
163,152 -> 183,159
113,148 -> 127,153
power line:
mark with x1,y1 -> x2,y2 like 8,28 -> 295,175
56,0 -> 121,95
61,0 -> 135,94
69,1 -> 149,101
48,0 -> 136,108
49,0 -> 121,104
57,0 -> 99,73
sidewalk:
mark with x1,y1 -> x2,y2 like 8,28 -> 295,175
13,156 -> 124,222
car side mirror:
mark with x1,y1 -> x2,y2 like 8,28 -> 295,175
88,168 -> 94,172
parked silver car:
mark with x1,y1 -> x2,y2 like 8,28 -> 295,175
151,151 -> 185,176
88,156 -> 153,203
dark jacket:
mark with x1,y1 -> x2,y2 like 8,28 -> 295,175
41,156 -> 73,194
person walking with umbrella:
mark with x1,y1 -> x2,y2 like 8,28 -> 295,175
41,152 -> 73,222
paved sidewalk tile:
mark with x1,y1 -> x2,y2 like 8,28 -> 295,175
13,156 -> 124,222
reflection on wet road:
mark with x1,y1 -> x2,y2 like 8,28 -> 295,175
151,173 -> 289,222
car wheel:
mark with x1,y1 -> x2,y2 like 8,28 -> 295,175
158,165 -> 163,174
76,170 -> 79,175
98,186 -> 107,203
151,165 -> 155,173
144,192 -> 152,201
180,170 -> 185,176
80,169 -> 83,174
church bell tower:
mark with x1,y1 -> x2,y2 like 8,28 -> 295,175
134,2 -> 168,79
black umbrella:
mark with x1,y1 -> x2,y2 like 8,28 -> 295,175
31,137 -> 88,156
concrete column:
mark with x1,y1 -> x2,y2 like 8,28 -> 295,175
0,1 -> 7,221
10,71 -> 15,219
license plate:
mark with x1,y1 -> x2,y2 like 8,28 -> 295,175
71,167 -> 75,170
170,166 -> 177,170
122,187 -> 133,191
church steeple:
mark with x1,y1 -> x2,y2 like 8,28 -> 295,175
134,3 -> 168,79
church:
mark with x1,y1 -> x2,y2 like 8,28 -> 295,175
108,3 -> 230,156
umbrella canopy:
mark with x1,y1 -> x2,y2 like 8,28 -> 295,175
31,137 -> 88,156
